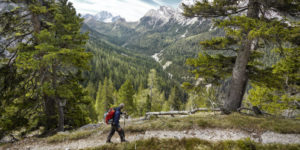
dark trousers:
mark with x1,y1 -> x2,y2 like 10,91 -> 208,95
107,124 -> 125,142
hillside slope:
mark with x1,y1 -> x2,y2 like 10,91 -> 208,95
82,6 -> 222,83
2,113 -> 300,150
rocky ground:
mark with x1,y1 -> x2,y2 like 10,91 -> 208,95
2,113 -> 300,150
2,128 -> 300,150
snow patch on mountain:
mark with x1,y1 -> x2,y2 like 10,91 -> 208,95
152,50 -> 164,63
209,25 -> 216,31
181,30 -> 188,37
144,6 -> 175,26
142,5 -> 203,27
163,61 -> 172,70
168,73 -> 173,79
83,11 -> 125,23
180,0 -> 213,7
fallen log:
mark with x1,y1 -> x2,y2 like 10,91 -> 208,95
145,108 -> 221,119
145,111 -> 189,116
190,108 -> 221,114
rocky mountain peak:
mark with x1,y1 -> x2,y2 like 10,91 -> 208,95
83,11 -> 126,23
94,11 -> 113,21
141,4 -> 201,27
144,6 -> 175,22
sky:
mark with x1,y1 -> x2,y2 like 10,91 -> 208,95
68,0 -> 183,21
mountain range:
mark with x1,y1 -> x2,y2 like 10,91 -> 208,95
82,1 -> 221,83
83,11 -> 126,23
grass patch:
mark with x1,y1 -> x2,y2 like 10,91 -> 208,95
85,138 -> 300,150
46,129 -> 96,143
46,113 -> 300,143
123,113 -> 300,134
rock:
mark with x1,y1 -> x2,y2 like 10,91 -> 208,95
261,131 -> 300,144
0,135 -> 16,144
79,123 -> 102,130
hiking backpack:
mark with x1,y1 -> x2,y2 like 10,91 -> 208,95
104,108 -> 115,124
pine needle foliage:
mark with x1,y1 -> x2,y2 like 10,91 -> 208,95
183,0 -> 300,113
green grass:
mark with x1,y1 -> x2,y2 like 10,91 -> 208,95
46,113 -> 300,143
85,138 -> 300,150
46,129 -> 96,143
123,113 -> 300,134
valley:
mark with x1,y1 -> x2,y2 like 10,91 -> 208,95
0,0 -> 299,149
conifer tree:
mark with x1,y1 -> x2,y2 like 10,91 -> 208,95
118,79 -> 135,114
95,78 -> 115,120
183,0 -> 300,113
246,23 -> 300,115
0,0 -> 92,134
168,87 -> 182,110
162,100 -> 171,111
135,83 -> 148,116
30,0 -> 90,131
95,81 -> 103,120
1,0 -> 55,136
147,69 -> 165,111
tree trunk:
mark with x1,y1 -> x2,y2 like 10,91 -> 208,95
31,13 -> 41,33
57,100 -> 64,132
28,0 -> 42,33
223,0 -> 260,113
44,95 -> 57,130
52,63 -> 64,132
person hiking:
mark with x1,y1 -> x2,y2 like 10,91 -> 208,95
106,103 -> 128,143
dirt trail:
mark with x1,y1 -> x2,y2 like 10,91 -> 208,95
3,129 -> 300,150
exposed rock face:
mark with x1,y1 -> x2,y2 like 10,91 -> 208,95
140,5 -> 202,28
83,11 -> 126,23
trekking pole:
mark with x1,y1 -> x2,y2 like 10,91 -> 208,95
124,114 -> 125,128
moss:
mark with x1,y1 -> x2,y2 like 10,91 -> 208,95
85,138 -> 300,150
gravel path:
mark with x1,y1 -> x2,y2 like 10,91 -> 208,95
2,129 -> 300,150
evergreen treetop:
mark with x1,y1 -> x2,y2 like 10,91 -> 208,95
183,0 -> 299,113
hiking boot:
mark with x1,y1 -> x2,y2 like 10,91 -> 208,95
106,140 -> 112,143
121,139 -> 128,143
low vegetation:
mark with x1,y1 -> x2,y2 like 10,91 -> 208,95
46,113 -> 300,144
124,113 -> 300,134
46,130 -> 96,143
86,137 -> 300,150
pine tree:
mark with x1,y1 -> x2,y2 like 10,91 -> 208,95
86,81 -> 97,99
118,79 -> 135,114
246,23 -> 300,115
0,0 -> 92,134
146,69 -> 165,111
32,0 -> 91,131
95,78 -> 115,121
95,81 -> 103,120
135,83 -> 148,116
0,0 -> 56,136
183,0 -> 300,113
168,87 -> 182,111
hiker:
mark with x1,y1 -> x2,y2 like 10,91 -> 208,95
106,103 -> 128,143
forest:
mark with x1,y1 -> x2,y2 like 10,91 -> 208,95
0,0 -> 299,149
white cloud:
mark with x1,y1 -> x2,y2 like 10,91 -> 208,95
69,0 -> 162,21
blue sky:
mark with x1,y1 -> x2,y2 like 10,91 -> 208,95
69,0 -> 183,21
